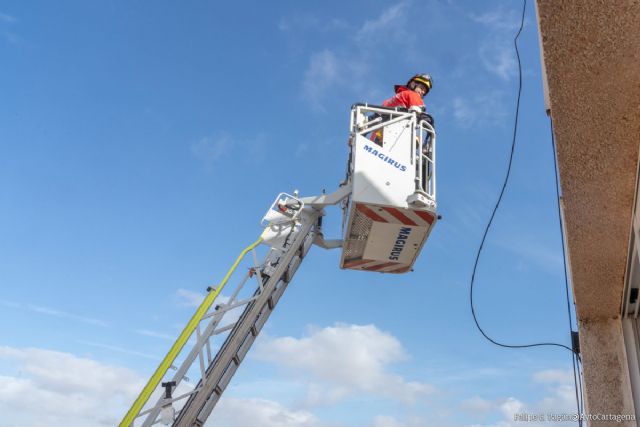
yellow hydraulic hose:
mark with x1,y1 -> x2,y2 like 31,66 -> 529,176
119,236 -> 264,427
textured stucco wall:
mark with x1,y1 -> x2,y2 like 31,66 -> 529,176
537,0 -> 640,320
536,0 -> 640,422
579,318 -> 636,425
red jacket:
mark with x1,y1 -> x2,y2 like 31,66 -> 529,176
382,85 -> 425,110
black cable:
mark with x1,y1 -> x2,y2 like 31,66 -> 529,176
467,0 -> 585,422
468,0 -> 578,356
549,118 -> 584,421
576,354 -> 585,416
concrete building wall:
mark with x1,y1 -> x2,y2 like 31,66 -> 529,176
536,0 -> 640,424
579,318 -> 635,425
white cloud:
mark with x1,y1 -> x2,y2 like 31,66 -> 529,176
246,133 -> 269,164
451,92 -> 508,128
470,9 -> 522,31
78,340 -> 160,360
496,236 -> 564,276
0,346 -> 144,427
371,416 -> 405,427
299,382 -> 349,407
4,31 -> 21,45
0,12 -> 16,23
498,397 -> 525,420
356,2 -> 411,43
369,415 -> 432,427
300,2 -> 413,109
461,396 -> 494,414
176,288 -> 205,307
302,50 -> 341,106
0,299 -> 109,327
470,7 -> 526,81
175,288 -> 240,319
278,14 -> 349,33
534,370 -> 580,415
460,370 -> 579,427
191,133 -> 269,166
533,369 -> 574,385
208,397 -> 328,427
478,40 -> 517,81
255,323 -> 435,404
191,133 -> 234,167
133,328 -> 175,341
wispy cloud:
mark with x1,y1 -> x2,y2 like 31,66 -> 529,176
495,235 -> 563,276
302,49 -> 341,108
470,8 -> 522,31
78,340 -> 160,360
479,40 -> 518,81
175,288 -> 244,332
0,299 -> 109,327
451,91 -> 509,128
356,2 -> 411,43
191,132 -> 269,166
176,288 -> 205,307
132,329 -> 175,341
0,12 -> 16,23
246,133 -> 269,164
533,369 -> 574,385
0,11 -> 21,45
470,7 -> 526,81
278,14 -> 349,33
300,2 -> 412,109
191,133 -> 234,168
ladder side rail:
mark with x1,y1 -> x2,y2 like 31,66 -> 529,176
119,238 -> 263,427
138,250 -> 264,427
174,227 -> 314,427
196,274 -> 296,424
194,232 -> 314,425
194,288 -> 273,424
172,211 -> 319,427
138,303 -> 241,427
177,226 -> 314,427
172,280 -> 267,427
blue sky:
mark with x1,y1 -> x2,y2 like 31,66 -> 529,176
0,1 -> 580,426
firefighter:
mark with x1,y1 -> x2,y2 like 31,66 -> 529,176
383,73 -> 432,111
371,74 -> 434,144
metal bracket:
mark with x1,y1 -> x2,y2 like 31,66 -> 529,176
571,330 -> 580,355
313,232 -> 343,249
301,183 -> 352,208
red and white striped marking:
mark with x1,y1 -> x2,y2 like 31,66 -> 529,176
342,204 -> 436,274
356,203 -> 434,227
342,258 -> 412,273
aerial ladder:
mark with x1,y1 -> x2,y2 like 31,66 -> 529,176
119,104 -> 438,427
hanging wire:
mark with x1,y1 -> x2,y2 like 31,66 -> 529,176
549,118 -> 584,421
467,0 -> 582,418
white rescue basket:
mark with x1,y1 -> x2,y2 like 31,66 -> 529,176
340,104 -> 437,274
